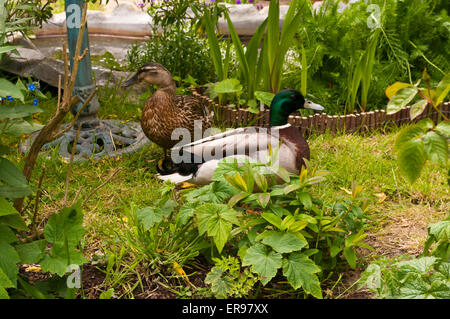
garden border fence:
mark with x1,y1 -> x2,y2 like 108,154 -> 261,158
192,89 -> 449,136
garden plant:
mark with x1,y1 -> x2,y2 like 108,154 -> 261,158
0,0 -> 448,301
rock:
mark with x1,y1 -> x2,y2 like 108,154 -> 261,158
0,47 -> 148,99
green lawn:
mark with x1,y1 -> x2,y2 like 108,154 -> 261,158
10,92 -> 448,298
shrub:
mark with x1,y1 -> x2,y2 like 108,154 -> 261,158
178,158 -> 373,298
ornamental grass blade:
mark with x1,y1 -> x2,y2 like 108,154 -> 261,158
203,13 -> 224,81
225,12 -> 249,88
267,0 -> 280,73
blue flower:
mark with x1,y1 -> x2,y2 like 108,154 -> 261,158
28,83 -> 36,91
7,96 -> 14,102
33,98 -> 39,106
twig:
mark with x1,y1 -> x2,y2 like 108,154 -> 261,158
70,186 -> 84,206
64,126 -> 81,206
14,3 -> 90,212
57,74 -> 62,109
51,87 -> 97,140
81,168 -> 122,207
32,165 -> 46,240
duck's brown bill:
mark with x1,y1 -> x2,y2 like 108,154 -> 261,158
122,73 -> 138,88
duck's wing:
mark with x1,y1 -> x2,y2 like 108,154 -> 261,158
173,94 -> 212,121
170,126 -> 286,164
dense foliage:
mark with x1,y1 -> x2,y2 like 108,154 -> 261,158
283,0 -> 450,114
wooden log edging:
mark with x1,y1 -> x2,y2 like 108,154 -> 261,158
217,103 -> 449,136
191,88 -> 449,136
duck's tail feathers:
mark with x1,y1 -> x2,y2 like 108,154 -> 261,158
157,173 -> 193,184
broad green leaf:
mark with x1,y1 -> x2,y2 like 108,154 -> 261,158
196,203 -> 240,253
15,239 -> 47,264
44,205 -> 85,246
0,287 -> 9,299
213,78 -> 242,94
397,139 -> 426,183
435,121 -> 450,136
283,183 -> 300,195
0,213 -> 28,231
298,192 -> 312,210
177,202 -> 196,225
208,216 -> 232,253
395,256 -> 437,275
0,225 -> 18,243
280,215 -> 296,231
261,212 -> 282,229
416,118 -> 434,130
435,72 -> 450,106
261,231 -> 307,254
330,244 -> 342,258
0,105 -> 43,120
137,200 -> 177,230
385,81 -> 413,99
0,144 -> 12,155
0,197 -> 18,216
0,185 -> 32,199
253,173 -> 268,192
282,252 -> 322,298
228,192 -> 250,207
0,242 -> 20,288
386,87 -> 419,114
394,125 -> 424,152
41,204 -> 87,275
409,100 -> 428,120
0,158 -> 29,188
242,243 -> 282,285
257,193 -> 271,208
0,267 -> 14,290
358,264 -> 381,290
205,267 -> 232,299
99,288 -> 115,299
422,131 -> 448,165
428,220 -> 450,241
40,254 -> 70,277
288,220 -> 308,232
0,78 -> 24,102
0,119 -> 43,137
254,91 -> 275,107
0,45 -> 19,55
398,275 -> 431,299
343,247 -> 357,269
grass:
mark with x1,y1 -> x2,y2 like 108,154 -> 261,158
9,85 -> 449,298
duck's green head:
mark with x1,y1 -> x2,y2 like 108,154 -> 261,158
269,89 -> 324,126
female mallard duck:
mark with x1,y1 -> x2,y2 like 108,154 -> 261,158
157,89 -> 324,185
122,62 -> 213,161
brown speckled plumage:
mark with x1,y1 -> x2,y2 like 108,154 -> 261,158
141,89 -> 212,149
122,62 -> 213,154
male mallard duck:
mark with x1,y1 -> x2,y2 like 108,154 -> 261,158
122,62 -> 213,161
157,89 -> 324,185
